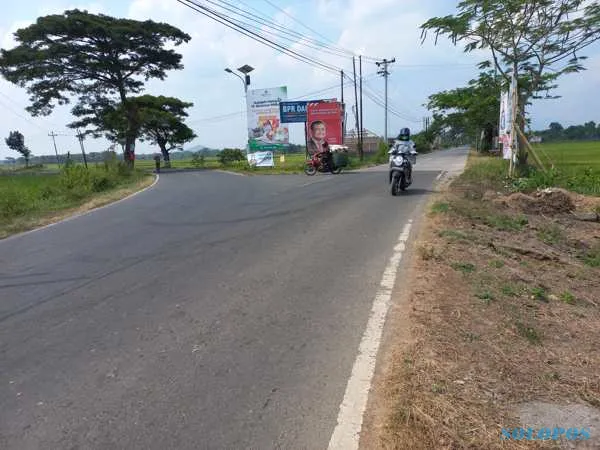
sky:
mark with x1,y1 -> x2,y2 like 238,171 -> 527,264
0,0 -> 599,159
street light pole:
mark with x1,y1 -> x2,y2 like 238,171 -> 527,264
225,64 -> 254,154
225,68 -> 246,93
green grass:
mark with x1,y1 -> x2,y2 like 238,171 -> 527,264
520,141 -> 600,195
534,141 -> 600,171
501,283 -> 519,297
531,286 -> 549,302
431,201 -> 450,213
537,223 -> 565,245
489,259 -> 505,268
438,229 -> 469,241
515,321 -> 541,344
451,262 -> 476,274
3,151 -> 380,175
560,291 -> 576,305
475,290 -> 495,304
459,141 -> 600,196
0,163 -> 148,237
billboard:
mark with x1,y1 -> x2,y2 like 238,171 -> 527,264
247,151 -> 274,167
280,101 -> 307,123
306,101 -> 343,154
280,99 -> 339,123
246,86 -> 289,151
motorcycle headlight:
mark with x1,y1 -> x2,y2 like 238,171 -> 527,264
393,155 -> 404,164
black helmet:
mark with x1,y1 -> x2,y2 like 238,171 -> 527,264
398,128 -> 410,141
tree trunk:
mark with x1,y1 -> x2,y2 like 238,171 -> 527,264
159,145 -> 171,168
118,84 -> 135,169
124,134 -> 136,169
515,96 -> 529,176
482,123 -> 494,152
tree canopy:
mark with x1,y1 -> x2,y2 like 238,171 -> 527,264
5,130 -> 31,166
421,0 -> 600,170
421,0 -> 600,100
536,121 -> 600,141
135,95 -> 197,165
0,9 -> 191,165
426,70 -> 502,151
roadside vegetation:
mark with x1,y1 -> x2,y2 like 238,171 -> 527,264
0,158 -> 152,238
371,150 -> 600,449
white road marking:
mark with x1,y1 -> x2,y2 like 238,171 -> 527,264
328,220 -> 413,450
0,173 -> 160,243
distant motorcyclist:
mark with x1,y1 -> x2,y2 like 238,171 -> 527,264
390,128 -> 416,156
388,128 -> 417,188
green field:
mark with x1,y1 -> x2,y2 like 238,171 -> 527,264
533,140 -> 600,171
483,140 -> 600,195
0,165 -> 151,238
1,151 -> 382,174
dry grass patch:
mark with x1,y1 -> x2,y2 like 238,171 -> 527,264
368,155 -> 600,449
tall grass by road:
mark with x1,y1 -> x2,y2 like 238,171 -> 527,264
0,163 -> 151,238
473,140 -> 600,196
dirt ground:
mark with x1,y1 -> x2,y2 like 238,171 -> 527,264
361,159 -> 600,449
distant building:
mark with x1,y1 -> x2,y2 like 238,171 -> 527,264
344,128 -> 383,154
530,135 -> 543,143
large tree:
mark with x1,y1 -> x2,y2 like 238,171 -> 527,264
135,96 -> 196,167
71,95 -> 196,166
421,0 -> 600,172
0,9 -> 190,166
5,130 -> 31,167
427,70 -> 502,151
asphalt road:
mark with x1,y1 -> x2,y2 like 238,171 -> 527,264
0,147 -> 468,450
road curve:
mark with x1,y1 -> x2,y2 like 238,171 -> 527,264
0,148 -> 468,450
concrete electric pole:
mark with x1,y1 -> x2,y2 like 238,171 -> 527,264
375,58 -> 395,144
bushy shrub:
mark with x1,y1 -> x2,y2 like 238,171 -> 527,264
218,148 -> 245,165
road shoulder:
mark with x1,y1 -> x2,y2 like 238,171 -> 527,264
360,153 -> 600,449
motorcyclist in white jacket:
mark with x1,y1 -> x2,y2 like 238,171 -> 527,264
389,127 -> 417,159
388,127 -> 417,184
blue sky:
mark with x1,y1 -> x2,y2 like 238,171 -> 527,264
1,0 -> 599,159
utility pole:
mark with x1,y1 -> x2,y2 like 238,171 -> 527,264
352,57 -> 362,160
340,70 -> 344,104
376,58 -> 395,145
48,131 -> 62,168
341,70 -> 345,144
359,55 -> 364,157
76,129 -> 89,168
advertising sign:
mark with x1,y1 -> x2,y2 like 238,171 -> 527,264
280,101 -> 307,123
498,91 -> 512,160
247,151 -> 274,167
305,101 -> 343,154
246,86 -> 289,151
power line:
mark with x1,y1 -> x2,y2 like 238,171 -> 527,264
188,77 -> 370,126
342,72 -> 420,123
176,0 -> 342,75
362,81 -> 420,122
0,91 -> 73,131
201,0 -> 354,60
234,0 -> 382,61
256,0 -> 383,61
260,0 -> 341,48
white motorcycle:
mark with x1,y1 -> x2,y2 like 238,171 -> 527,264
388,141 -> 417,196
